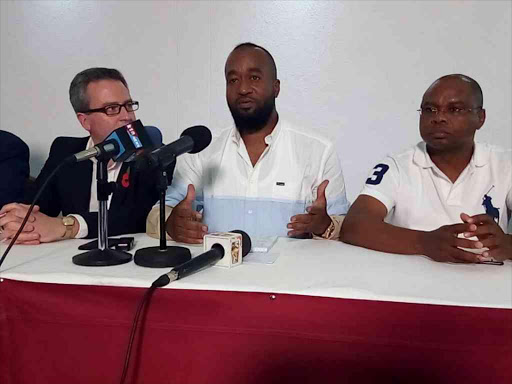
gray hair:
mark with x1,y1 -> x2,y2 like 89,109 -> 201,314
69,67 -> 129,113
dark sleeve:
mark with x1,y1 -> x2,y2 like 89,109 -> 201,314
0,136 -> 30,207
29,138 -> 67,216
80,163 -> 174,239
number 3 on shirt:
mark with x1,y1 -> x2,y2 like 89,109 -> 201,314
366,163 -> 389,185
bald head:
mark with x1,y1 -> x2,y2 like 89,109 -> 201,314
419,74 -> 486,154
425,74 -> 483,107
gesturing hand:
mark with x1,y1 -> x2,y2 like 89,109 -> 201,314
287,180 -> 332,238
166,184 -> 208,244
461,212 -> 512,262
418,221 -> 487,263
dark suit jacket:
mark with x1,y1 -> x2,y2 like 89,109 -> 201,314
0,130 -> 30,207
30,136 -> 172,239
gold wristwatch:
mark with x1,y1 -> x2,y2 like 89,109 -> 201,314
62,216 -> 76,239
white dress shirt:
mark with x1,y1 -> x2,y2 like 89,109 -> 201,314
162,119 -> 350,239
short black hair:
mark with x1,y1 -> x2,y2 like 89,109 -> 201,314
232,42 -> 277,79
69,67 -> 129,113
437,74 -> 483,107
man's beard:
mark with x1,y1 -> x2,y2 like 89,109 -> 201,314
229,97 -> 275,134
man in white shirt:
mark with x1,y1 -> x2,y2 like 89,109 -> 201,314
341,74 -> 512,263
0,68 -> 162,244
147,43 -> 349,243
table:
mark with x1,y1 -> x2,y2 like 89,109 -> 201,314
1,235 -> 511,384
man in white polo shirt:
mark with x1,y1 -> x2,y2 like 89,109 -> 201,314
341,74 -> 512,263
147,43 -> 349,243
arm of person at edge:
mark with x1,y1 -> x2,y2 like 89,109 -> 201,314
0,137 -> 79,244
339,195 -> 504,263
0,132 -> 30,208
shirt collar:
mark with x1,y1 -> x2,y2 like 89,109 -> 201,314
230,117 -> 282,147
86,136 -> 94,151
86,136 -> 119,170
413,141 -> 489,169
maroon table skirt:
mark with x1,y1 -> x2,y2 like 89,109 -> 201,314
1,279 -> 511,384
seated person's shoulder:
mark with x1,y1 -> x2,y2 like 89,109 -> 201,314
183,127 -> 233,163
281,121 -> 333,148
480,142 -> 512,164
0,130 -> 29,157
207,128 -> 231,151
366,143 -> 421,183
50,136 -> 88,151
357,145 -> 419,213
48,136 -> 89,160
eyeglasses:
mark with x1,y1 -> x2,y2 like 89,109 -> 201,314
417,106 -> 482,117
81,101 -> 139,116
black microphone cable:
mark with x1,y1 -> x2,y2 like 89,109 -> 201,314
0,160 -> 71,269
120,231 -> 250,383
119,285 -> 157,384
119,267 -> 182,384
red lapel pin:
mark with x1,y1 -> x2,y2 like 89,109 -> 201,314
121,169 -> 130,188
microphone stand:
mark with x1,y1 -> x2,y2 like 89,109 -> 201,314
134,160 -> 191,267
72,155 -> 132,266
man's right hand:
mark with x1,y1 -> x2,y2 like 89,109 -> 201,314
418,222 -> 486,263
165,184 -> 208,244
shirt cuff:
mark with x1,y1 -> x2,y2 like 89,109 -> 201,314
146,205 -> 173,240
312,215 -> 345,241
69,214 -> 87,239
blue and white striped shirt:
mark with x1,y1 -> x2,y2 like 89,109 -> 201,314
165,119 -> 350,239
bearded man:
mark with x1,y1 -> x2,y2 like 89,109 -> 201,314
147,43 -> 349,243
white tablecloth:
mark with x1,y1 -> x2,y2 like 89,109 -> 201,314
1,235 -> 511,308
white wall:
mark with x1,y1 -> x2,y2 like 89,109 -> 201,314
1,0 -> 511,201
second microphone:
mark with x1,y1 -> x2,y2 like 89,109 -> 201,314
136,125 -> 212,170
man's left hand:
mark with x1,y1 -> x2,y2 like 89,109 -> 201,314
287,180 -> 332,238
461,212 -> 512,262
0,203 -> 71,245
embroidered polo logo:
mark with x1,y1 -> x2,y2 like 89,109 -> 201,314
121,169 -> 130,188
482,185 -> 499,223
276,182 -> 285,186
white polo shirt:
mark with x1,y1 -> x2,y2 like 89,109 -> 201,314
360,142 -> 512,232
164,119 -> 350,238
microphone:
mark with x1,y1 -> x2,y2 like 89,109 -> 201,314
136,125 -> 212,171
152,230 -> 251,288
70,140 -> 119,163
66,120 -> 157,164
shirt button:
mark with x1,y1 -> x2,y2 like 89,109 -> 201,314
248,210 -> 253,214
